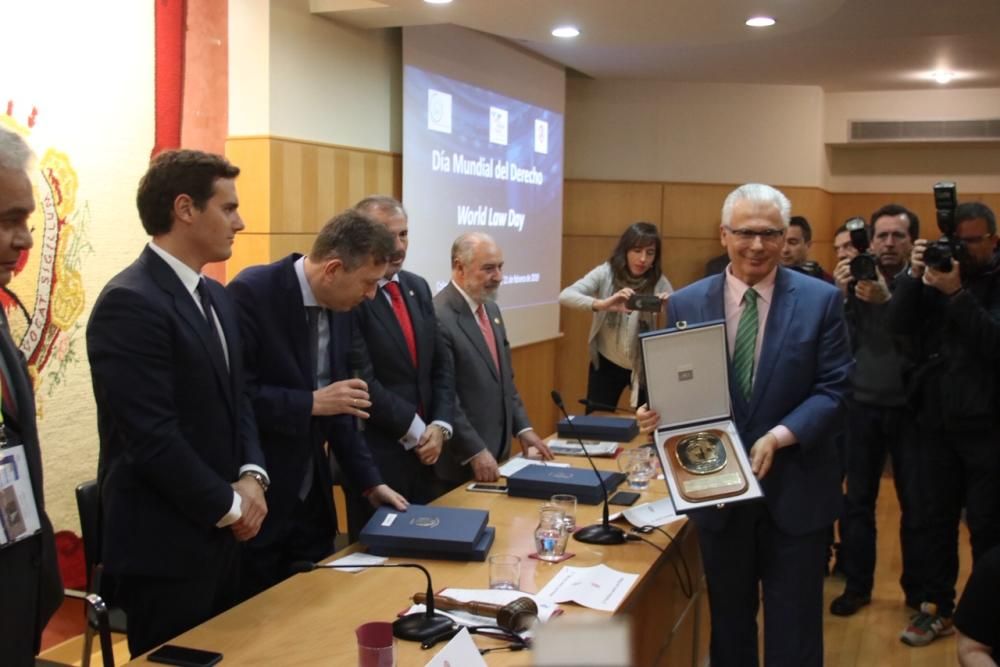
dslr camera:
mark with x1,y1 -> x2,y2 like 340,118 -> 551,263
789,260 -> 826,280
924,181 -> 964,271
845,217 -> 878,281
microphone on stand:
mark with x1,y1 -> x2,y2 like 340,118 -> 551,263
550,391 -> 626,545
290,560 -> 454,641
577,399 -> 637,415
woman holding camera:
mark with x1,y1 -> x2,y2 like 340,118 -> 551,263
559,222 -> 672,411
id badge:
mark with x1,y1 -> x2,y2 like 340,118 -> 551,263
0,444 -> 43,548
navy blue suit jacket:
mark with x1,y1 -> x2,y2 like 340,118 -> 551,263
666,267 -> 852,536
88,246 -> 264,577
350,270 -> 454,499
227,254 -> 382,546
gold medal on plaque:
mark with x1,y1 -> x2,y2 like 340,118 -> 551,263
666,429 -> 748,502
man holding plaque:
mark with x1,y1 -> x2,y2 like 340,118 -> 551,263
640,183 -> 852,666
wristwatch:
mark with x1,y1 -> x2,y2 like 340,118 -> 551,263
241,470 -> 269,493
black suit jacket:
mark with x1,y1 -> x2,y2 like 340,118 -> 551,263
0,310 -> 62,657
87,246 -> 264,578
227,254 -> 382,545
351,270 -> 454,500
433,282 -> 530,484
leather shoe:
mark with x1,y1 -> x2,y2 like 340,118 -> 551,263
830,590 -> 871,616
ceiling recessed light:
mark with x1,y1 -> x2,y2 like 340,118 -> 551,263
552,26 -> 580,39
424,0 -> 453,4
931,69 -> 955,84
745,16 -> 776,27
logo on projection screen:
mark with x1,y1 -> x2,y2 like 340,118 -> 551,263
427,89 -> 452,134
1,109 -> 91,415
534,119 -> 548,154
489,106 -> 508,145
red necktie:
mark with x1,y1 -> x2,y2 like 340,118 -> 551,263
476,304 -> 500,371
384,281 -> 418,368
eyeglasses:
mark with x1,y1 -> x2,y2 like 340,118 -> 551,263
956,233 -> 996,245
723,225 -> 785,244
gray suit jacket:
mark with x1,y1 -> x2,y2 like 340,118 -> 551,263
433,282 -> 530,484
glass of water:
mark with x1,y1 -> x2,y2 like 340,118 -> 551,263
550,494 -> 577,534
534,504 -> 568,561
619,447 -> 655,490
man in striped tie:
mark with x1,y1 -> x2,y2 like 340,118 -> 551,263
639,183 -> 852,667
432,233 -> 553,489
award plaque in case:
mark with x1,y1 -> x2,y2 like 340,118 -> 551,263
640,320 -> 763,513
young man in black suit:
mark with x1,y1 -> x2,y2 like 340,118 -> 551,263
0,127 -> 63,667
228,209 -> 408,597
349,196 -> 454,508
87,150 -> 268,657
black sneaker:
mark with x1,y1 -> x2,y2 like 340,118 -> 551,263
830,590 -> 872,616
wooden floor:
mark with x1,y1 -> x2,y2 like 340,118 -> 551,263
822,474 -> 972,667
39,476 -> 972,667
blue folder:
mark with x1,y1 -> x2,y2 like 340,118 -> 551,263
367,527 -> 496,562
360,504 -> 488,555
506,465 -> 626,504
557,415 -> 638,442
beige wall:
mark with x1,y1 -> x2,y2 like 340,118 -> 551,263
566,80 -> 826,186
567,79 -> 1000,195
229,0 -> 401,152
2,1 -> 156,531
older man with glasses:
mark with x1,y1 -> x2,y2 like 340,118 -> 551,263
639,183 -> 852,666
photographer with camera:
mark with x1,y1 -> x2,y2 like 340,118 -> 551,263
829,206 -> 925,619
888,191 -> 1000,647
781,215 -> 834,282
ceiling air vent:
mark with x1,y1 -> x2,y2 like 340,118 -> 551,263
849,119 -> 1000,142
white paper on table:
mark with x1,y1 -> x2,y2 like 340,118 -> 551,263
404,588 -> 561,636
620,497 -> 679,528
536,564 -> 639,612
423,627 -> 488,667
498,456 -> 570,478
325,552 -> 387,572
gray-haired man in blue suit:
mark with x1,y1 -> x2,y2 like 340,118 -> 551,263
640,184 -> 852,666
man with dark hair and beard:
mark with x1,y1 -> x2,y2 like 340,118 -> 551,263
889,201 -> 1000,647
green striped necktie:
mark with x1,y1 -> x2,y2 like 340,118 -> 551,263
733,287 -> 759,400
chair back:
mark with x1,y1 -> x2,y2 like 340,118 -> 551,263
74,480 -> 101,593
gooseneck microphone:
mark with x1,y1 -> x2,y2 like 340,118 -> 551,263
577,398 -> 636,415
291,560 -> 454,641
550,391 -> 627,545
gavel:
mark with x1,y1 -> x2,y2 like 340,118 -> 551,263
412,592 -> 539,632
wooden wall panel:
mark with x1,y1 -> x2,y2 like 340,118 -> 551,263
224,137 -> 271,234
509,338 -> 558,448
785,187 -> 833,241
662,237 -> 728,290
564,181 -> 663,236
661,183 -> 733,239
268,138 -> 400,236
225,136 -> 401,278
557,236 -> 622,409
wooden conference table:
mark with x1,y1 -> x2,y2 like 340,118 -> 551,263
129,436 -> 708,666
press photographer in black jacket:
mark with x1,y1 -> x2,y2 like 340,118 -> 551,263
888,201 -> 1000,647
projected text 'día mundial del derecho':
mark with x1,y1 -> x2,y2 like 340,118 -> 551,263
431,150 -> 544,185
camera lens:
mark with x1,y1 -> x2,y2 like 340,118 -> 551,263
849,254 -> 878,281
924,241 -> 954,271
